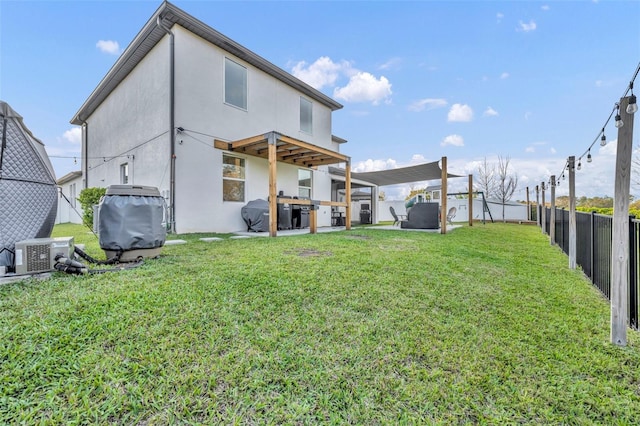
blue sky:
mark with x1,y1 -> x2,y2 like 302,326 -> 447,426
1,0 -> 639,200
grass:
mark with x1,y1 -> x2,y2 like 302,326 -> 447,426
1,223 -> 640,424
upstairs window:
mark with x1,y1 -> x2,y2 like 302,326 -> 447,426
224,58 -> 247,110
298,169 -> 312,198
300,97 -> 312,133
222,154 -> 245,202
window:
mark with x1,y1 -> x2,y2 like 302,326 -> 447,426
298,169 -> 312,198
69,183 -> 76,208
300,97 -> 312,133
120,163 -> 129,184
224,58 -> 247,110
223,154 -> 245,202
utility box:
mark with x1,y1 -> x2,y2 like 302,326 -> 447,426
14,237 -> 74,275
98,185 -> 166,262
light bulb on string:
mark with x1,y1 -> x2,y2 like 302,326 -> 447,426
627,82 -> 638,114
615,103 -> 624,128
600,133 -> 607,146
628,95 -> 638,114
587,150 -> 592,163
577,160 -> 582,171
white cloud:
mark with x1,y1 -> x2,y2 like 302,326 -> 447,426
518,20 -> 537,32
541,5 -> 550,11
410,154 -> 427,164
526,146 -> 535,153
500,72 -> 510,79
484,107 -> 499,117
379,57 -> 402,70
441,134 -> 464,147
550,147 -> 557,154
292,56 -> 392,105
447,104 -> 474,122
333,72 -> 392,105
96,40 -> 121,55
291,56 -> 346,90
63,127 -> 81,144
525,111 -> 533,120
352,158 -> 397,172
497,12 -> 504,22
408,98 -> 447,112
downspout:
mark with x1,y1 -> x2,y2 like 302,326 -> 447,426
157,15 -> 176,233
82,122 -> 88,189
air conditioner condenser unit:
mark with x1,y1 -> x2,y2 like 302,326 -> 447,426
14,237 -> 74,275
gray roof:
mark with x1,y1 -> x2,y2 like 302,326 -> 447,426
56,170 -> 82,185
71,1 -> 342,125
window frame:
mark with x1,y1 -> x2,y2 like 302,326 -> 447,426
300,97 -> 313,134
120,163 -> 129,185
222,153 -> 246,202
298,168 -> 312,199
224,57 -> 248,111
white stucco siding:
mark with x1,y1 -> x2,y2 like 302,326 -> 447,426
174,143 -> 328,233
85,38 -> 170,190
55,176 -> 84,225
172,26 -> 333,148
171,25 -> 337,233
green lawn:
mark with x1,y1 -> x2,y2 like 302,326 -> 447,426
1,223 -> 639,424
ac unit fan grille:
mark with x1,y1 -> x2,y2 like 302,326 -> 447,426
25,244 -> 51,273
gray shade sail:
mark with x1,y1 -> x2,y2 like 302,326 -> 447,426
330,161 -> 462,187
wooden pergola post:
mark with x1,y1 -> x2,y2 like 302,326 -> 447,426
611,96 -> 634,346
468,174 -> 473,227
441,156 -> 447,234
268,133 -> 278,237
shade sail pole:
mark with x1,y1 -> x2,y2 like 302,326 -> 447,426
345,159 -> 352,230
468,174 -> 473,227
441,156 -> 447,234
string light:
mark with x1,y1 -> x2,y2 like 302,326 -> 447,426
627,82 -> 638,114
545,61 -> 638,188
615,103 -> 624,128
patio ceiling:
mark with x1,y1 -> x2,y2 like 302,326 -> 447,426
214,131 -> 349,168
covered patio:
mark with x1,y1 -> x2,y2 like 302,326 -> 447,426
332,157 -> 468,234
214,131 -> 351,237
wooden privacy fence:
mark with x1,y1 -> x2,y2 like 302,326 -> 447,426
541,206 -> 639,331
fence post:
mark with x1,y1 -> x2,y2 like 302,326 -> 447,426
629,216 -> 638,330
591,211 -> 595,281
569,156 -> 577,270
541,182 -> 546,234
535,185 -> 540,227
550,176 -> 556,245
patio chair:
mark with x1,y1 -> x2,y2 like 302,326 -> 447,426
389,206 -> 407,226
446,207 -> 457,225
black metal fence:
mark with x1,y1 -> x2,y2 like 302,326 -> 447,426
540,206 -> 639,331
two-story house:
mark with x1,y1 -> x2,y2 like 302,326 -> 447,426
71,1 -> 352,234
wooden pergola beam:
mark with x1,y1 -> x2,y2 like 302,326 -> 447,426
216,131 -> 351,236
